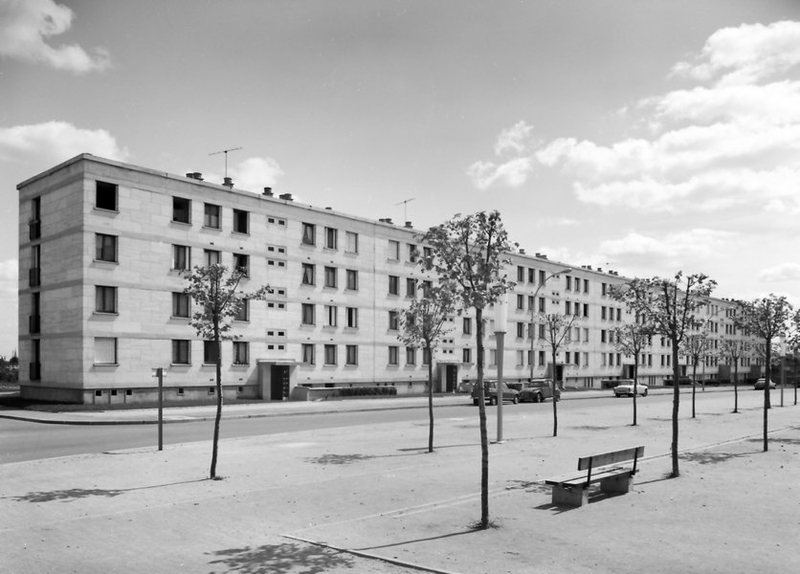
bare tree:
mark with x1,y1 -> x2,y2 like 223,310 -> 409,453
539,313 -> 577,436
421,211 -> 515,530
613,272 -> 716,478
736,294 -> 793,452
184,264 -> 269,479
719,336 -> 749,413
612,316 -> 654,426
681,332 -> 711,418
397,283 -> 455,453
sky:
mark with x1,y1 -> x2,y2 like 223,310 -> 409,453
2,0 -> 800,358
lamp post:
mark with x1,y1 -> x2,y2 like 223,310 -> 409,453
494,294 -> 508,443
529,268 -> 572,381
779,335 -> 786,407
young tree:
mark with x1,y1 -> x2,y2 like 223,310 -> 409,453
421,211 -> 514,530
681,332 -> 711,418
539,313 -> 577,436
184,264 -> 269,479
397,284 -> 455,453
612,316 -> 654,426
736,294 -> 793,452
719,337 -> 749,413
614,272 -> 716,477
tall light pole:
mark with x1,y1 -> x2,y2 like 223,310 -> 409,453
779,335 -> 786,407
494,294 -> 508,443
529,268 -> 572,381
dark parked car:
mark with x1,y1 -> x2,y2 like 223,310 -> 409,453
754,378 -> 776,390
518,379 -> 560,403
471,381 -> 519,405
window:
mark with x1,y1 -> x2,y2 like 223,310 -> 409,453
302,223 -> 316,245
204,203 -> 221,228
346,307 -> 358,328
325,227 -> 338,249
388,240 -> 400,260
173,245 -> 190,270
204,341 -> 219,364
346,269 -> 358,290
517,266 -> 525,282
566,276 -> 573,291
324,344 -> 337,365
406,278 -> 416,298
324,266 -> 337,288
565,301 -> 571,315
325,305 -> 338,327
462,348 -> 472,363
172,292 -> 190,317
539,270 -> 546,283
345,231 -> 359,253
528,268 -> 536,283
29,245 -> 41,287
233,209 -> 249,234
388,275 -> 399,295
233,341 -> 249,365
388,346 -> 399,365
204,249 -> 221,266
516,322 -> 525,338
95,233 -> 117,262
96,181 -> 117,211
172,197 -> 191,223
302,263 -> 315,285
235,299 -> 249,321
516,350 -> 525,366
29,197 -> 41,240
302,344 -> 315,365
406,347 -> 416,365
346,345 -> 358,365
233,253 -> 249,276
94,337 -> 117,365
388,310 -> 399,331
30,292 -> 40,334
407,244 -> 418,262
517,294 -> 524,310
172,340 -> 190,364
463,318 -> 472,334
301,303 -> 315,325
95,286 -> 117,313
538,351 -> 546,366
423,348 -> 431,365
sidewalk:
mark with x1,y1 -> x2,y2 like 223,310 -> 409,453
2,388 -> 797,573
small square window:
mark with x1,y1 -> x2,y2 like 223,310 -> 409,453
173,197 -> 191,224
233,209 -> 249,234
204,203 -> 221,228
302,223 -> 316,245
95,233 -> 118,262
96,181 -> 118,211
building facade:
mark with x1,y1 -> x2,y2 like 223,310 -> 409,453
17,154 -> 760,404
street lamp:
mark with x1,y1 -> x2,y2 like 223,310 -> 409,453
779,335 -> 786,407
529,268 -> 572,381
494,293 -> 508,443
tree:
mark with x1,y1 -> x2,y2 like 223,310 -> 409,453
736,294 -> 793,452
184,264 -> 269,479
421,211 -> 514,530
539,312 -> 577,436
397,284 -> 455,453
681,332 -> 711,418
719,336 -> 749,413
611,315 -> 654,426
613,272 -> 716,477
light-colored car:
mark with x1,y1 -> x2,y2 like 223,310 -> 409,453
613,379 -> 648,397
471,381 -> 519,405
754,378 -> 776,390
518,379 -> 560,403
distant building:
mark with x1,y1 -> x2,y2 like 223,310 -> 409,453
17,154 -> 760,404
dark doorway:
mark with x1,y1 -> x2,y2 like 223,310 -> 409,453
270,365 -> 289,401
446,365 -> 458,393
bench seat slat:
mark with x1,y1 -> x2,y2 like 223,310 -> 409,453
577,446 -> 644,470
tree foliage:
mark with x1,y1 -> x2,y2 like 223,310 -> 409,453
681,332 -> 712,418
421,211 -> 515,530
183,264 -> 269,479
719,336 -> 749,413
612,272 -> 716,477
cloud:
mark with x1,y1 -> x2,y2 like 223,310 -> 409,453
758,263 -> 800,283
494,121 -> 535,155
234,157 -> 284,191
0,0 -> 111,73
468,121 -> 536,190
0,121 -> 130,166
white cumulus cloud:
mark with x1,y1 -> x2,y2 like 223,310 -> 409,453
0,0 -> 111,73
468,121 -> 536,190
758,263 -> 800,283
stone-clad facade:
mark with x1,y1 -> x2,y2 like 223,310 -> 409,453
17,154 -> 759,404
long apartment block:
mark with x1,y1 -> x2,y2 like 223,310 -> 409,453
17,154 -> 760,404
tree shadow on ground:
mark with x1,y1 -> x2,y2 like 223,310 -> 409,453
680,450 -> 757,465
207,541 -> 353,574
507,479 -> 551,495
352,527 -> 478,551
6,479 -> 205,503
396,442 -> 480,452
303,453 -> 375,465
746,437 -> 800,446
570,425 -> 612,431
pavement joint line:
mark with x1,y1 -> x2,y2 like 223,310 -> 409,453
282,533 -> 463,574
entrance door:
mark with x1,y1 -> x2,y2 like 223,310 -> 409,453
270,365 -> 289,401
446,365 -> 458,393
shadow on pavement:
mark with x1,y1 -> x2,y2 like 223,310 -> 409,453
6,478 -> 206,503
353,527 -> 478,551
207,541 -> 353,574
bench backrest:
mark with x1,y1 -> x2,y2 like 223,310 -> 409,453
577,446 -> 644,471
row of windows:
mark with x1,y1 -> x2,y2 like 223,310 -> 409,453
301,304 -> 359,328
93,338 -> 252,366
301,223 -> 360,253
301,264 -> 359,290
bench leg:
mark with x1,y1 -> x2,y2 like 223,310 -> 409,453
600,474 -> 634,494
552,484 -> 588,507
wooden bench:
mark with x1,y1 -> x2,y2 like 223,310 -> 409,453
544,446 -> 644,507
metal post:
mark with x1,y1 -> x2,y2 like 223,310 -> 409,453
157,368 -> 164,451
780,338 -> 786,407
495,295 -> 508,444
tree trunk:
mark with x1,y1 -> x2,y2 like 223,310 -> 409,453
476,308 -> 489,529
764,345 -> 771,452
427,351 -> 434,453
733,362 -> 739,414
551,346 -> 558,437
691,359 -> 698,419
210,323 -> 223,479
632,360 -> 638,426
670,340 -> 681,478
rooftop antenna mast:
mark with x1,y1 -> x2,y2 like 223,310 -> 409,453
395,197 -> 416,222
209,147 -> 243,178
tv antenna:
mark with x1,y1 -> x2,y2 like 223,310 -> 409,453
395,197 -> 416,221
209,147 -> 243,178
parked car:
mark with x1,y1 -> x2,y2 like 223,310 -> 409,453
471,381 -> 519,405
754,378 -> 776,390
613,379 -> 648,397
518,379 -> 560,403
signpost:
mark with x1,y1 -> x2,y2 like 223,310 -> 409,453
152,368 -> 165,451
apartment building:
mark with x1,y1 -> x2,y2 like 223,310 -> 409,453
17,154 -> 758,404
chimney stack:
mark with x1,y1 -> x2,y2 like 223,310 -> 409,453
223,177 -> 234,189
263,187 -> 273,196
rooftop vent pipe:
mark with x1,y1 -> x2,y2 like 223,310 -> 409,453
263,187 -> 273,196
186,172 -> 204,181
223,177 -> 234,189
279,193 -> 294,201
